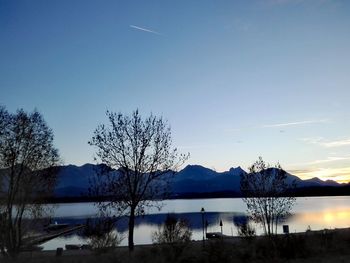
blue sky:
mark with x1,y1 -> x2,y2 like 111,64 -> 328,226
1,0 -> 350,182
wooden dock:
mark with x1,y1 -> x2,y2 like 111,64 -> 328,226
23,225 -> 85,247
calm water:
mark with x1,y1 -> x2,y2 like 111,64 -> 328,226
42,196 -> 350,250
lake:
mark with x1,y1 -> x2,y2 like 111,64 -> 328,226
42,196 -> 350,250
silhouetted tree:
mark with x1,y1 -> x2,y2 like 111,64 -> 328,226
233,216 -> 256,239
83,216 -> 123,252
0,106 -> 60,256
89,110 -> 188,251
240,157 -> 296,236
152,214 -> 192,244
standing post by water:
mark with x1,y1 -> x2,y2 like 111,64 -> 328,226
220,219 -> 223,235
201,207 -> 205,242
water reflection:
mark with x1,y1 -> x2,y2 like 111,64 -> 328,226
287,209 -> 350,232
43,212 -> 246,249
42,196 -> 350,250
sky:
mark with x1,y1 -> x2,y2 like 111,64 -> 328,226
1,0 -> 350,183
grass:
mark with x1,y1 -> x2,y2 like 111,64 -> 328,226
2,228 -> 350,263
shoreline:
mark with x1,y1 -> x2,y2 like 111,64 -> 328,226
43,194 -> 350,204
3,227 -> 350,262
29,227 -> 350,252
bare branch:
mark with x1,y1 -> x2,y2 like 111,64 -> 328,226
0,107 -> 60,256
240,157 -> 296,236
89,110 -> 189,251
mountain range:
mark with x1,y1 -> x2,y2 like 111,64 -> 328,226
54,163 -> 348,199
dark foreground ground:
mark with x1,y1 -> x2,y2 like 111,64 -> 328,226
2,228 -> 350,263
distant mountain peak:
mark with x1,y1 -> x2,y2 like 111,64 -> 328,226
175,164 -> 217,181
182,164 -> 217,174
184,164 -> 212,170
228,166 -> 245,174
308,177 -> 323,182
45,163 -> 344,198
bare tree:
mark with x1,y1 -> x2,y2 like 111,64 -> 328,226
240,157 -> 296,236
0,106 -> 60,256
89,110 -> 188,251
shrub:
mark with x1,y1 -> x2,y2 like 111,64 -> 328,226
83,217 -> 123,253
152,214 -> 192,244
233,216 -> 256,240
237,222 -> 256,240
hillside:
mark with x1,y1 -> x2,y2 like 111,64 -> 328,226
51,163 -> 349,199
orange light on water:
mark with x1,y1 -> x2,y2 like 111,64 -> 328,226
323,213 -> 334,223
296,209 -> 350,227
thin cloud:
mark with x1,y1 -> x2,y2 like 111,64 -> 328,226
311,156 -> 350,164
129,25 -> 161,35
303,156 -> 350,165
226,119 -> 328,133
262,119 -> 328,128
321,139 -> 350,148
301,137 -> 350,148
287,169 -> 310,174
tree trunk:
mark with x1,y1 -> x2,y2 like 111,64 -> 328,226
128,206 -> 136,251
